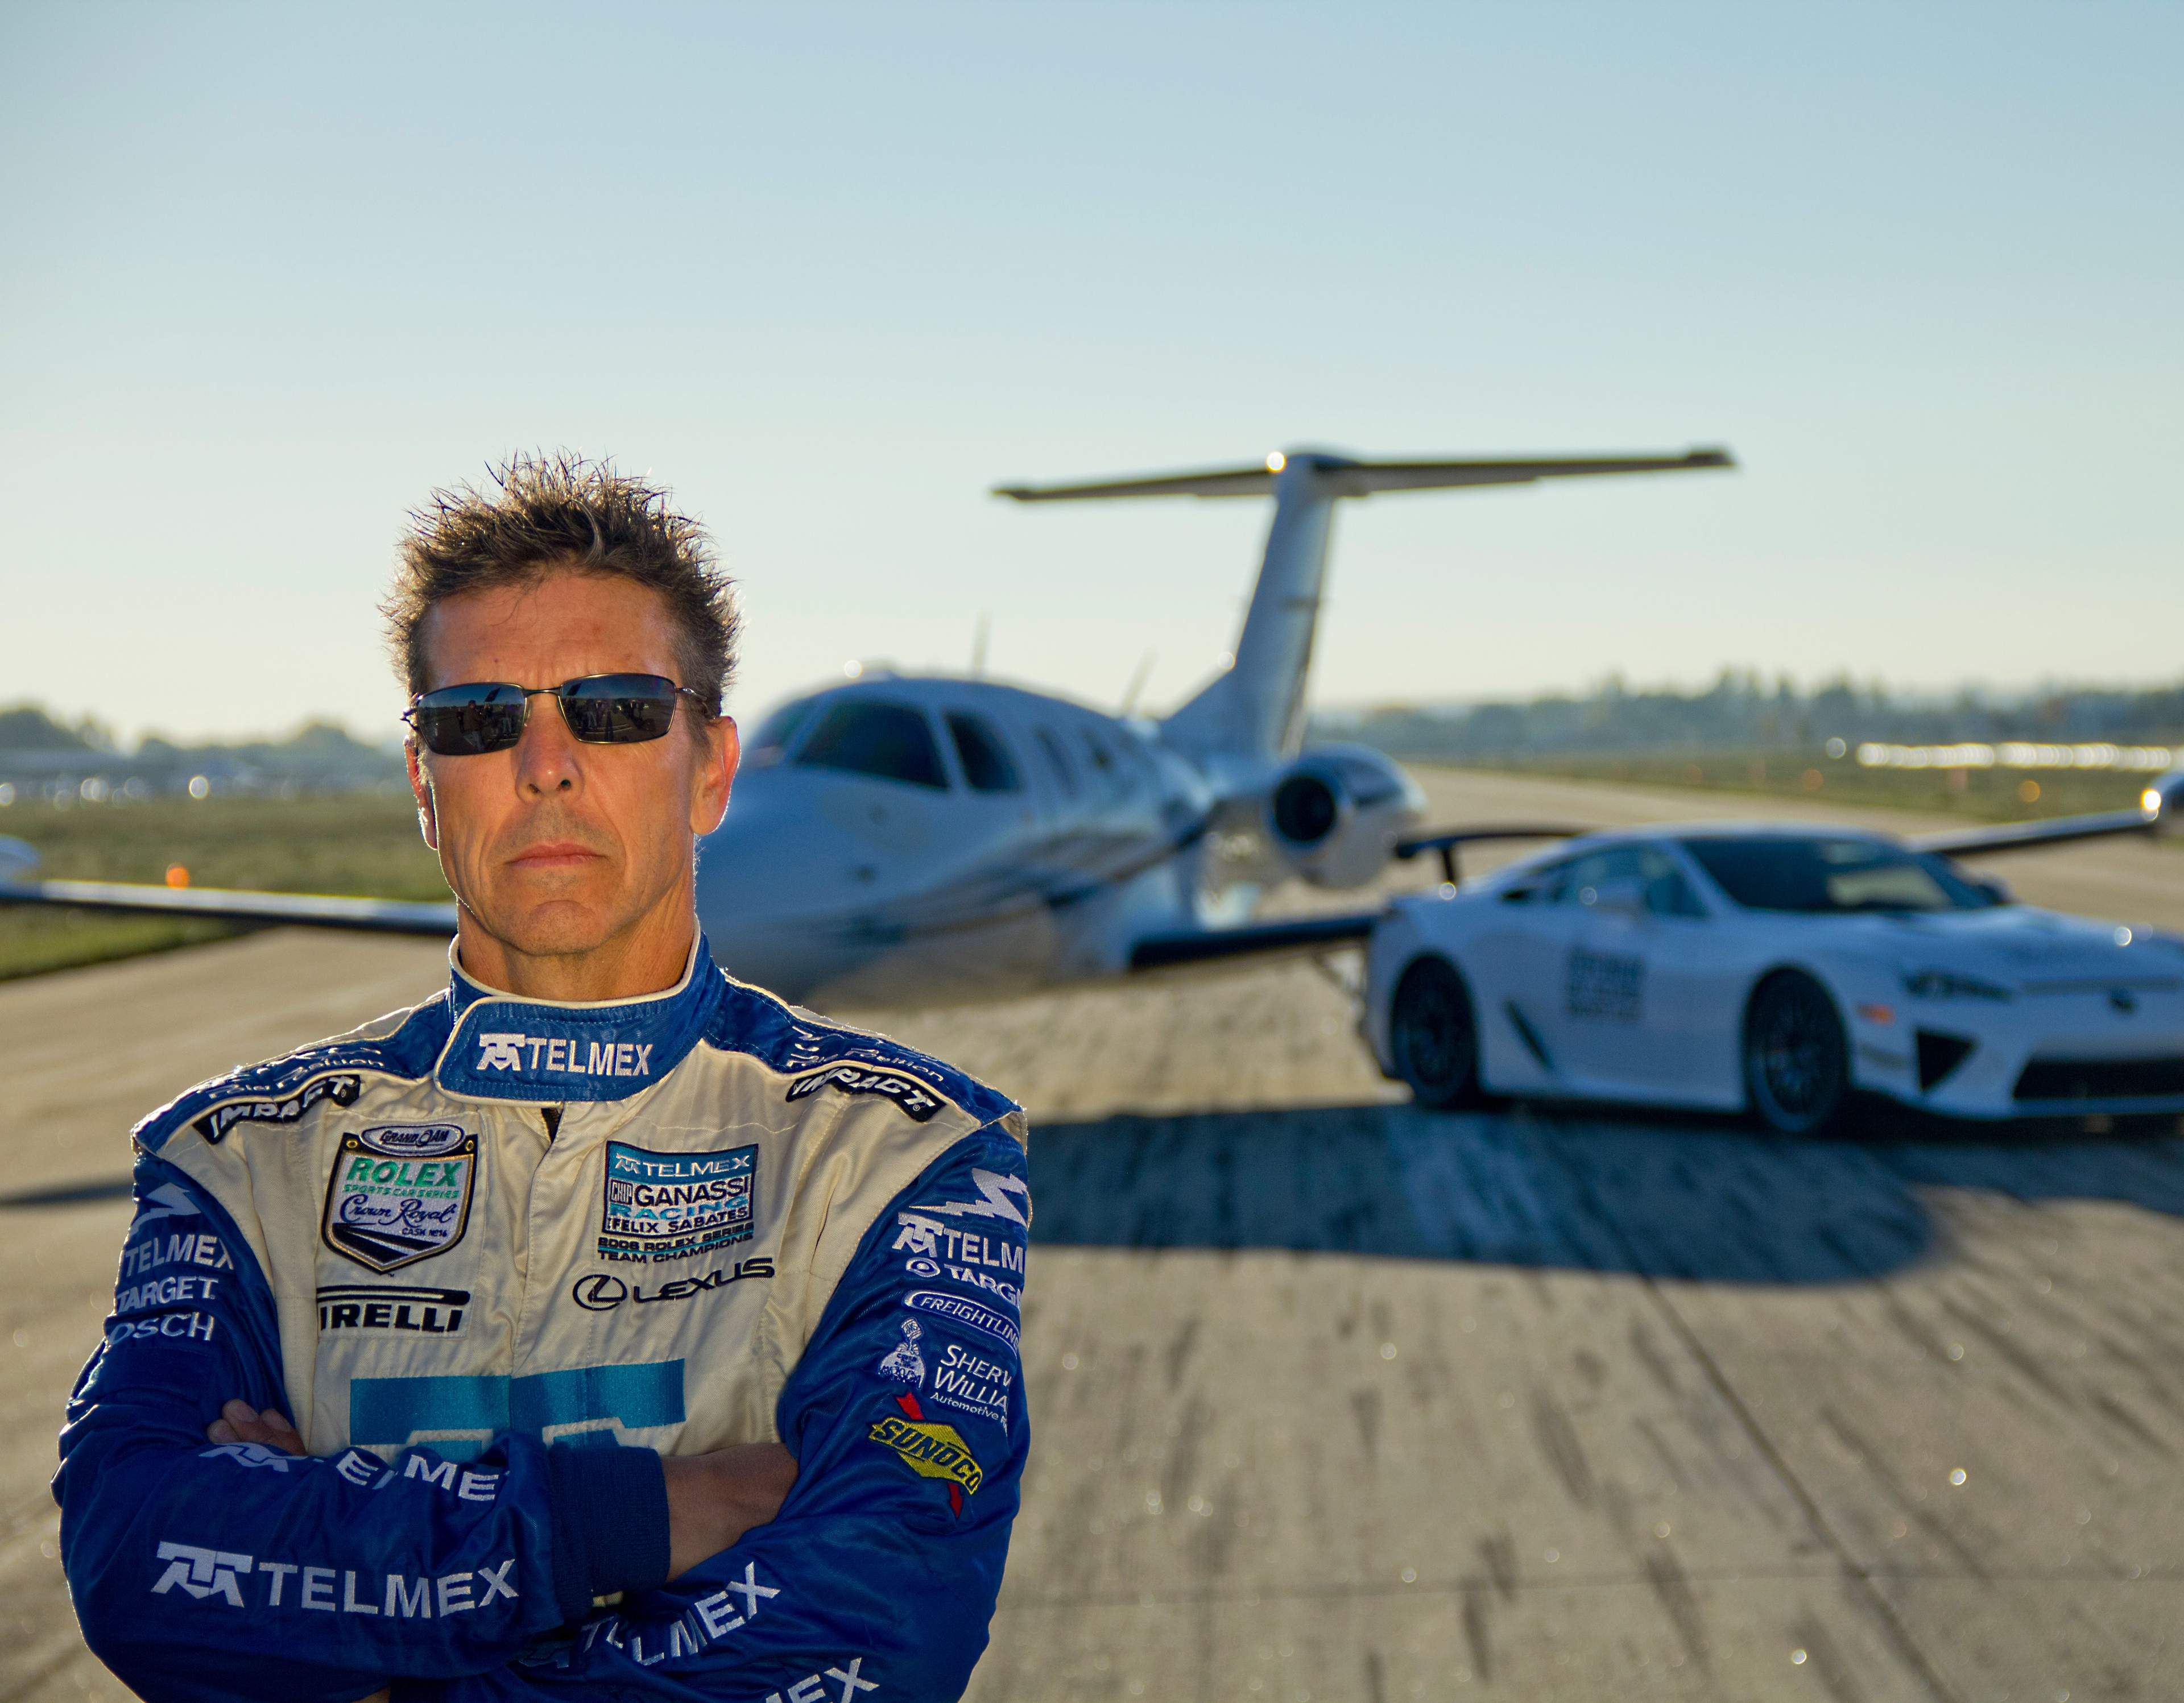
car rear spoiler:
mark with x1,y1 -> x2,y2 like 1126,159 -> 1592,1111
1391,824 -> 1592,885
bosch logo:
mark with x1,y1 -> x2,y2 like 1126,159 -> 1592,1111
572,1274 -> 627,1311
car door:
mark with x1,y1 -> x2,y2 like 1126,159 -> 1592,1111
1462,856 -> 1585,1092
1558,842 -> 1729,1104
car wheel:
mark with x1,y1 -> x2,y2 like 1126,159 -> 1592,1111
1743,970 -> 1849,1136
1390,956 -> 1481,1110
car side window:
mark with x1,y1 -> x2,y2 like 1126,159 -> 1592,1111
944,711 -> 1022,794
1636,847 -> 1707,919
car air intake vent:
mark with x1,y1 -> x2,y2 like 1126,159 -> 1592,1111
1914,1030 -> 1976,1093
2013,1055 -> 2184,1102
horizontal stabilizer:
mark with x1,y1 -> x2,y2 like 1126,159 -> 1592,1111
995,447 -> 1732,504
1128,910 -> 1380,972
0,876 -> 457,936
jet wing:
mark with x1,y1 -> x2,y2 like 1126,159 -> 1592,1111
0,875 -> 457,936
1914,807 -> 2165,858
1127,910 -> 1381,972
1393,823 -> 1591,884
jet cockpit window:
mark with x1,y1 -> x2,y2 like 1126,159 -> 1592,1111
945,712 -> 1022,794
794,701 -> 949,790
1036,728 -> 1078,799
746,698 -> 820,766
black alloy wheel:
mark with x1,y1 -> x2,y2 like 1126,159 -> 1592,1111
1390,956 -> 1482,1110
1743,970 -> 1850,1136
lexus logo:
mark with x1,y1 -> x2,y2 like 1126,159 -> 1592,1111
572,1274 -> 627,1311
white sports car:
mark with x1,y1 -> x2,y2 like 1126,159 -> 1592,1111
1363,823 -> 2184,1132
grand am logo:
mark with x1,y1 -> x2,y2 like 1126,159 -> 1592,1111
786,1064 -> 943,1123
317,1283 -> 471,1335
867,1392 -> 983,1514
570,1257 -> 774,1311
475,1033 -> 654,1079
321,1127 -> 476,1273
193,1074 -> 361,1144
598,1142 -> 756,1265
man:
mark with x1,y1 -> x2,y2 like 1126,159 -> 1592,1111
55,455 -> 1031,1703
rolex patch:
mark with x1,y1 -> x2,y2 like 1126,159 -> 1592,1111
321,1126 -> 476,1273
785,1063 -> 944,1122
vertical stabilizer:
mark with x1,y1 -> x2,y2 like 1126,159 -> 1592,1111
1160,457 -> 1338,760
991,444 -> 1733,764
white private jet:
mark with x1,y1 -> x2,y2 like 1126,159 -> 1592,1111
1,446 -> 1732,1004
32,443 -> 2166,1015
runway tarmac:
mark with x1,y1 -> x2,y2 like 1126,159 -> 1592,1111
3,768 -> 2179,1701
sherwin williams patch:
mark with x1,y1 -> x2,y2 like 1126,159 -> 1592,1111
321,1128 -> 476,1273
598,1141 -> 757,1265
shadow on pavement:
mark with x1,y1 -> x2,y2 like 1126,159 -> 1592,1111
1029,1099 -> 2184,1284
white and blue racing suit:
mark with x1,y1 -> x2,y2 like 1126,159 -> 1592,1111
55,939 -> 1030,1703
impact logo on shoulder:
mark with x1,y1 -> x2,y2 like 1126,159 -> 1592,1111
194,1074 -> 361,1144
599,1141 -> 758,1264
321,1125 -> 476,1273
787,1063 -> 944,1122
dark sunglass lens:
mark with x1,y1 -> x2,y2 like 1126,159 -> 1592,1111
413,684 -> 527,755
561,676 -> 678,743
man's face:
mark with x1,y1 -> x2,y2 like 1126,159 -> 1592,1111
406,568 -> 737,980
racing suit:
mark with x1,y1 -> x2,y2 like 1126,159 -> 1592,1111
55,938 -> 1031,1703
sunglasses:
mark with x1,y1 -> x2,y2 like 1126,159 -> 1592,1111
404,674 -> 705,756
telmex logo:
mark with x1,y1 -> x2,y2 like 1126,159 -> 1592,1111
475,1034 -> 655,1078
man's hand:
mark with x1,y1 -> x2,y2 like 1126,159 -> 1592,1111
206,1400 -> 305,1454
663,1444 -> 799,1579
205,1399 -> 796,1583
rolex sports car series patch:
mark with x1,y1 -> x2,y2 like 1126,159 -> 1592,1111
321,1125 -> 476,1273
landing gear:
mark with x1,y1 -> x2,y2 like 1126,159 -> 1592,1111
1391,956 -> 1482,1110
1744,971 -> 1848,1136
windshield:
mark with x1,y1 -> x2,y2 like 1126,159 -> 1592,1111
793,699 -> 949,790
1680,835 -> 1997,914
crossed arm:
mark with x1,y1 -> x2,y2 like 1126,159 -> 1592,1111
57,1130 -> 1029,1703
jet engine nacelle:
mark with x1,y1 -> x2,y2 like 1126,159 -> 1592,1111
1264,744 -> 1426,889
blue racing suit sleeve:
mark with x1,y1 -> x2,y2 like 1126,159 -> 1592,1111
416,1124 -> 1031,1703
55,1153 -> 671,1703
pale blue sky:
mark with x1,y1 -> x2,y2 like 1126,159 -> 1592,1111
3,2 -> 2177,741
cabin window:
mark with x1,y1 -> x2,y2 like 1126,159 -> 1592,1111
795,701 -> 949,790
945,712 -> 1023,794
1036,727 -> 1078,799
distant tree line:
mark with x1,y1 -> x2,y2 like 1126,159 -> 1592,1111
1310,672 -> 2184,761
0,703 -> 403,794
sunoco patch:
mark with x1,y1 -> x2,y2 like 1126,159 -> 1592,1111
785,1063 -> 944,1122
321,1126 -> 475,1273
196,1074 -> 361,1144
598,1141 -> 757,1265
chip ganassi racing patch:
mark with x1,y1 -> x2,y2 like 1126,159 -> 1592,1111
321,1126 -> 476,1273
598,1141 -> 757,1264
786,1063 -> 944,1122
